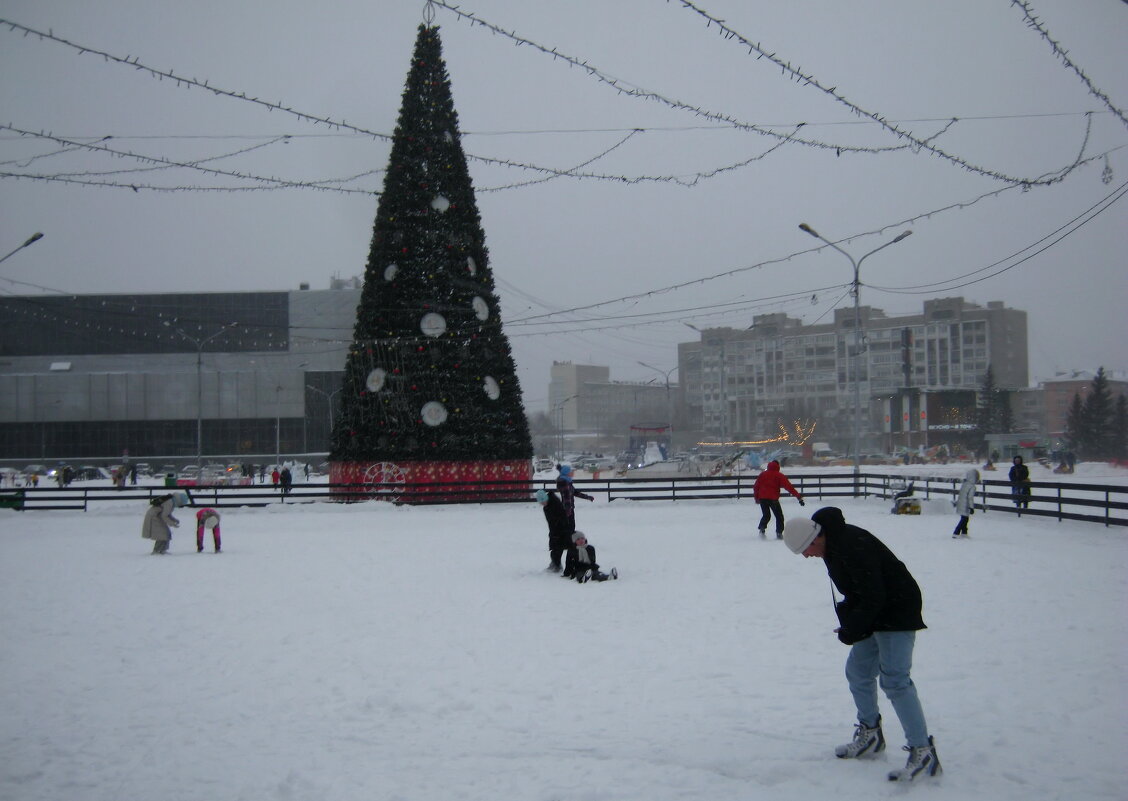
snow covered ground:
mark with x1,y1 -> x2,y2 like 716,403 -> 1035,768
1,475 -> 1125,800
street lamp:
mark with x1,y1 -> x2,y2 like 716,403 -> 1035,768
0,232 -> 44,265
306,384 -> 342,438
798,223 -> 912,486
165,321 -> 239,470
551,394 -> 578,462
638,361 -> 678,452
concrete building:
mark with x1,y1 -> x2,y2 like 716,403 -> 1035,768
1037,369 -> 1128,444
0,282 -> 360,465
678,297 -> 1028,454
548,361 -> 672,444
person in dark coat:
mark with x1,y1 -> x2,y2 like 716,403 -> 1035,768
280,466 -> 293,495
564,530 -> 615,583
752,459 -> 804,538
555,464 -> 593,531
782,507 -> 940,782
535,489 -> 571,573
1008,455 -> 1030,509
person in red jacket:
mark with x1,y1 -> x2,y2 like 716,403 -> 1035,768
752,459 -> 804,538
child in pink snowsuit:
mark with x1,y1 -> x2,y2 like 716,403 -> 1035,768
196,508 -> 222,553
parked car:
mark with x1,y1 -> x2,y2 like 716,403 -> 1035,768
533,458 -> 555,473
133,462 -> 153,477
158,464 -> 178,477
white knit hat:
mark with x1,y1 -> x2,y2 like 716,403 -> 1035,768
783,518 -> 821,554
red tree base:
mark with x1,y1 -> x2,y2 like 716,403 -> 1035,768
329,459 -> 532,504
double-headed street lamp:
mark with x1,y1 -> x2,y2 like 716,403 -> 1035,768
166,322 -> 239,470
552,394 -> 578,462
0,232 -> 44,266
638,361 -> 678,450
306,384 -> 343,438
798,223 -> 912,485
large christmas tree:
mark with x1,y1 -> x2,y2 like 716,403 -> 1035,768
329,24 -> 532,498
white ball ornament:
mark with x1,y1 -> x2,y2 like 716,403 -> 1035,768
420,312 -> 447,338
430,196 -> 451,213
421,401 -> 448,427
384,264 -> 398,281
483,376 -> 501,400
365,368 -> 387,392
472,296 -> 489,321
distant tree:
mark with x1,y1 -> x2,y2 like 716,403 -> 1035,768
974,366 -> 1012,451
1064,393 -> 1086,453
1112,394 -> 1128,461
1080,367 -> 1114,458
998,391 -> 1015,434
330,24 -> 532,474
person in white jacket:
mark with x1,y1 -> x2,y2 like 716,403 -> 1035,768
141,492 -> 187,554
952,468 -> 979,538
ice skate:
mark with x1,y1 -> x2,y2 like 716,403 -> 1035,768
835,717 -> 885,759
888,736 -> 941,781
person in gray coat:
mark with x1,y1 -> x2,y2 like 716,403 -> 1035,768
142,492 -> 188,554
952,467 -> 979,538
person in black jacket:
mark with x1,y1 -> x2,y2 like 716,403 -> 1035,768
1008,455 -> 1031,509
783,507 -> 941,783
535,489 -> 572,573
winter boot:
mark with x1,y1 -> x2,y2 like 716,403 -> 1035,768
545,562 -> 562,573
835,717 -> 886,759
757,529 -> 766,538
888,736 -> 941,782
577,568 -> 592,583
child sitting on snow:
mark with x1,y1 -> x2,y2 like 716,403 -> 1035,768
563,530 -> 617,583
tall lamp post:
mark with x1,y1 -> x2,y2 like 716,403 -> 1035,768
551,394 -> 578,462
798,223 -> 912,487
166,322 -> 239,470
305,384 -> 342,443
638,361 -> 678,453
0,232 -> 44,265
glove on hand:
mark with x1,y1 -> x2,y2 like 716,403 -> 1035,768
798,498 -> 805,506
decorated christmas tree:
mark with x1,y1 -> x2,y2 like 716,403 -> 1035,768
329,23 -> 532,498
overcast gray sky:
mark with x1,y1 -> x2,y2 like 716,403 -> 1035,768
2,0 -> 1125,411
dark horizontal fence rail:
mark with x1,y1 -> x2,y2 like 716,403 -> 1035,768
1,473 -> 1125,528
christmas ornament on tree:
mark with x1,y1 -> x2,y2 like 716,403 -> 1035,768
329,23 -> 532,500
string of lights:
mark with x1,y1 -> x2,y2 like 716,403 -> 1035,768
669,0 -> 1094,187
2,19 -> 1115,194
479,128 -> 641,192
26,134 -> 293,181
0,18 -> 985,193
1009,0 -> 1128,130
427,0 -> 966,160
0,124 -> 379,194
430,0 -> 1099,187
0,20 -> 810,190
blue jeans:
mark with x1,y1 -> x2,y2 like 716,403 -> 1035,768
845,631 -> 929,747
